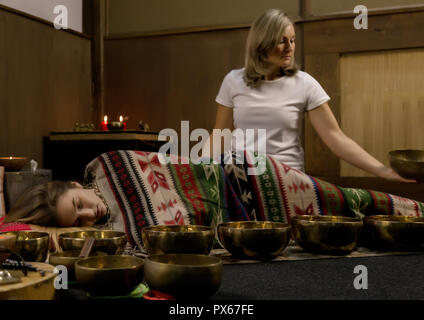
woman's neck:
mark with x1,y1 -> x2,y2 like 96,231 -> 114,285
265,67 -> 283,81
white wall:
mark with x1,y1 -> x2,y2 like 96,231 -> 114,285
0,0 -> 82,32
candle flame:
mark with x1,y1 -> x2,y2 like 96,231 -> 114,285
119,115 -> 123,122
9,156 -> 12,160
104,115 -> 108,122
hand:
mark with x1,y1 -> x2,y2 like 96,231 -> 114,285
378,167 -> 416,183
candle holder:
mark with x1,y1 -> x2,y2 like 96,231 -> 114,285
0,157 -> 29,171
107,121 -> 125,131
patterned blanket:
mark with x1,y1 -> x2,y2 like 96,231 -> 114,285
85,150 -> 424,251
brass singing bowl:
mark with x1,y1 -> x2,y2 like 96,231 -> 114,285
0,157 -> 29,171
75,255 -> 144,297
362,215 -> 424,251
0,233 -> 17,264
1,231 -> 49,262
389,149 -> 424,181
142,225 -> 215,255
48,250 -> 107,281
291,215 -> 363,255
59,231 -> 127,255
144,254 -> 222,299
217,221 -> 291,260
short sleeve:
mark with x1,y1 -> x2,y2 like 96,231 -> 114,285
303,73 -> 330,111
215,71 -> 235,108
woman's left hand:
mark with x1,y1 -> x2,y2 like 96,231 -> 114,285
378,167 -> 416,183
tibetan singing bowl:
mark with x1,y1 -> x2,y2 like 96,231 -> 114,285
1,231 -> 49,262
142,225 -> 215,255
291,215 -> 363,255
59,231 -> 127,255
0,157 -> 29,171
388,149 -> 424,181
144,254 -> 222,299
48,250 -> 107,281
217,221 -> 291,260
75,255 -> 144,297
362,215 -> 424,251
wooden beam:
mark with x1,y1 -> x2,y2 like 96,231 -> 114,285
91,0 -> 106,127
303,10 -> 424,55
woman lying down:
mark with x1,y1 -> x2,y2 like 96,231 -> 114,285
1,151 -> 423,252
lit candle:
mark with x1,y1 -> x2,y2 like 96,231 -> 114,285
101,115 -> 109,131
119,115 -> 127,130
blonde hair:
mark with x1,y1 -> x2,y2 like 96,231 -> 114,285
244,9 -> 299,87
4,181 -> 75,226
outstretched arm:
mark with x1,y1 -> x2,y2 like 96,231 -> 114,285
308,103 -> 415,183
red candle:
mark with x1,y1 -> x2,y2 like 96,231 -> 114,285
101,115 -> 109,131
119,115 -> 127,130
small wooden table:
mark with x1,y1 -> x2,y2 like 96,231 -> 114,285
43,131 -> 165,181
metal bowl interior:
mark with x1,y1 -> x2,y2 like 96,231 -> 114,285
291,215 -> 363,255
388,149 -> 424,181
2,231 -> 49,262
59,231 -> 127,255
144,253 -> 222,298
142,225 -> 215,255
0,157 -> 29,171
217,221 -> 291,260
362,215 -> 424,251
74,255 -> 144,297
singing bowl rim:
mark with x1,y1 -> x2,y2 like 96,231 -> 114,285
75,255 -> 144,271
291,215 -> 362,224
364,215 -> 424,224
388,149 -> 424,163
2,231 -> 50,242
146,253 -> 222,268
142,225 -> 214,234
218,221 -> 291,231
59,230 -> 127,242
49,250 -> 107,262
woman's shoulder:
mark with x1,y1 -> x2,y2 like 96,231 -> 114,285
294,70 -> 320,83
223,68 -> 244,80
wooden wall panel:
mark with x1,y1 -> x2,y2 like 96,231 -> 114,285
340,48 -> 424,176
0,8 -> 92,165
104,28 -> 248,135
304,53 -> 340,176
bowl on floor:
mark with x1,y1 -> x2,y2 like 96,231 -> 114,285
291,215 -> 363,255
362,215 -> 424,251
144,253 -> 222,299
217,221 -> 291,260
142,225 -> 215,255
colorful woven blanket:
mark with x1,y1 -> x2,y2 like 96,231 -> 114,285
223,152 -> 424,224
84,150 -> 424,251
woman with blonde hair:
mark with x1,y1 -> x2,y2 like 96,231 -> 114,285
3,181 -> 108,228
208,8 -> 413,183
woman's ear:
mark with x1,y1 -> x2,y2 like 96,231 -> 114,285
71,181 -> 83,188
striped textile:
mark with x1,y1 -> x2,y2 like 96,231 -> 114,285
85,150 -> 424,251
84,151 -> 248,249
224,151 -> 424,223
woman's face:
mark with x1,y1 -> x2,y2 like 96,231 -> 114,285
56,183 -> 107,227
267,24 -> 296,70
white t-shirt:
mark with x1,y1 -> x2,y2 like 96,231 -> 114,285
215,68 -> 330,172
